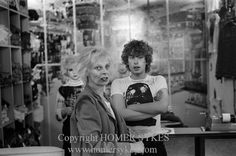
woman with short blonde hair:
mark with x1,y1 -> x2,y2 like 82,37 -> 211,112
70,46 -> 144,156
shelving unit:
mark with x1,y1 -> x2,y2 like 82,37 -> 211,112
0,0 -> 33,148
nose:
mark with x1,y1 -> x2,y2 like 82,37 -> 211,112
101,67 -> 109,74
72,70 -> 76,74
133,57 -> 139,64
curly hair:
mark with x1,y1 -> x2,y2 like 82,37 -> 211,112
121,40 -> 153,73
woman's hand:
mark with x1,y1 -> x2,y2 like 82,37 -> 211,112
130,141 -> 144,153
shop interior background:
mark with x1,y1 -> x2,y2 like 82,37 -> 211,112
1,0 -> 235,155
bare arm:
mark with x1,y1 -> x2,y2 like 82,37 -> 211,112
111,94 -> 156,121
127,88 -> 169,115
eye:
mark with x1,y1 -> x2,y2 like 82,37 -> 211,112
68,68 -> 73,72
95,66 -> 102,70
105,64 -> 110,70
129,56 -> 135,59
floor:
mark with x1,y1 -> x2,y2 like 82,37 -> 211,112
165,137 -> 236,156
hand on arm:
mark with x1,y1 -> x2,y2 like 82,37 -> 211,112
127,88 -> 169,115
130,141 -> 144,153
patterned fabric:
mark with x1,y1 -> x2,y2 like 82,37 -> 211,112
125,83 -> 155,126
56,85 -> 83,121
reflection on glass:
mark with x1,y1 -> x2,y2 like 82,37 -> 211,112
45,2 -> 74,63
168,0 -> 207,127
103,1 -> 130,64
28,0 -> 208,129
103,0 -> 167,79
168,0 -> 206,93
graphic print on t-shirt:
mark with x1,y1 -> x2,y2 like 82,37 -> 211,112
125,83 -> 156,126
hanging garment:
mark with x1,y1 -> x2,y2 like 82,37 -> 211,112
207,13 -> 220,53
206,0 -> 220,13
216,18 -> 236,79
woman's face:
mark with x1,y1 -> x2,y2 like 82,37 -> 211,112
87,57 -> 111,87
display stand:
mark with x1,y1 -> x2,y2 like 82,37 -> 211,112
0,0 -> 35,147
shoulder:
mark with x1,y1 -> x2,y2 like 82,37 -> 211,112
77,88 -> 93,102
111,77 -> 131,91
58,86 -> 66,95
146,75 -> 167,89
112,76 -> 130,85
148,75 -> 166,82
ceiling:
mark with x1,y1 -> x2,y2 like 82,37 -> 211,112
29,0 -> 203,13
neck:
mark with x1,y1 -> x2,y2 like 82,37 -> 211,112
68,79 -> 80,83
130,72 -> 147,80
66,78 -> 83,86
88,83 -> 104,97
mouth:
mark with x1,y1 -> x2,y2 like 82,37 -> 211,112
72,75 -> 79,79
133,66 -> 140,71
100,76 -> 109,82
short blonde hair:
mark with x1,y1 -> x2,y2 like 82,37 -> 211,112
77,46 -> 112,83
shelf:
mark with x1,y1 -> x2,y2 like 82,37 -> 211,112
169,58 -> 185,60
162,72 -> 185,76
0,0 -> 33,148
0,44 -> 21,49
0,3 -> 8,11
0,84 -> 12,88
13,81 -> 23,86
185,101 -> 207,108
11,45 -> 22,49
9,8 -> 28,18
0,119 -> 14,128
23,80 -> 31,84
183,81 -> 207,94
185,58 -> 208,61
171,85 -> 185,94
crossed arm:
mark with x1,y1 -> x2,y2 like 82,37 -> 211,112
111,88 -> 168,121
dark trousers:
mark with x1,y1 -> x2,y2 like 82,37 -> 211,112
132,135 -> 167,156
62,117 -> 71,156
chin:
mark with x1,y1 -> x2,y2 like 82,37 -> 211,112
132,71 -> 142,74
101,81 -> 109,86
72,77 -> 79,80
